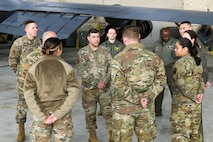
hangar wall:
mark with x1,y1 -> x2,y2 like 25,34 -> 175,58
39,0 -> 213,12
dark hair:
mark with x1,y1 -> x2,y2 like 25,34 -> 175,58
24,20 -> 36,27
42,37 -> 62,55
184,30 -> 199,47
178,38 -> 201,66
87,28 -> 100,36
180,21 -> 191,25
183,30 -> 201,65
105,25 -> 117,34
184,30 -> 197,39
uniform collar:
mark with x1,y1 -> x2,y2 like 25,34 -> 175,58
124,43 -> 145,51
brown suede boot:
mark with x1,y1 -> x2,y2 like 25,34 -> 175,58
109,130 -> 114,142
17,123 -> 25,142
89,130 -> 99,142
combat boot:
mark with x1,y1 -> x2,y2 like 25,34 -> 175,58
109,130 -> 114,142
89,130 -> 99,142
17,123 -> 25,142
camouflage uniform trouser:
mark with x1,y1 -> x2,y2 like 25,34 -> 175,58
16,78 -> 28,124
30,112 -> 74,142
112,109 -> 156,142
171,103 -> 202,142
82,88 -> 112,130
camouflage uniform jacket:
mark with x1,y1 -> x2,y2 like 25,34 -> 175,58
21,46 -> 43,77
101,40 -> 125,58
110,43 -> 167,108
76,45 -> 112,90
153,37 -> 178,67
8,35 -> 41,77
24,55 -> 80,121
172,54 -> 204,105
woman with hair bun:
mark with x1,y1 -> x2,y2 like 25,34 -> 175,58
24,37 -> 80,142
171,38 -> 204,142
182,30 -> 211,88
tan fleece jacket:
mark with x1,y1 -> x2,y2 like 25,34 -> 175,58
24,55 -> 79,121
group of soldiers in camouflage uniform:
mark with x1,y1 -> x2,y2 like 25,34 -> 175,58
76,26 -> 166,142
9,20 -> 80,142
9,19 -> 209,142
171,21 -> 210,142
171,37 -> 204,142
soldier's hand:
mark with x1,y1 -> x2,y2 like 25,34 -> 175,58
97,80 -> 106,89
205,81 -> 211,88
141,97 -> 148,108
196,94 -> 203,104
43,114 -> 57,124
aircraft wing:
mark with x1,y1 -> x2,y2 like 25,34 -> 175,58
1,0 -> 213,39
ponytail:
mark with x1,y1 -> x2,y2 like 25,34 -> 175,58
42,37 -> 62,55
178,38 -> 201,66
192,42 -> 201,66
